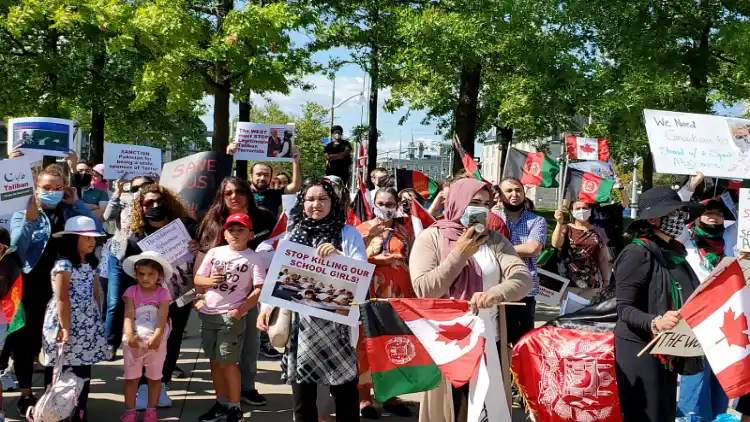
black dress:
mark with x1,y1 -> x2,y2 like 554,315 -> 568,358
614,237 -> 698,422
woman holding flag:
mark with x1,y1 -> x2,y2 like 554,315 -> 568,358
409,178 -> 532,422
355,187 -> 414,418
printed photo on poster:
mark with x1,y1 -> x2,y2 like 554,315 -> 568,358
536,268 -> 570,307
103,143 -> 162,180
259,240 -> 374,326
233,123 -> 295,162
6,117 -> 74,158
0,156 -> 36,215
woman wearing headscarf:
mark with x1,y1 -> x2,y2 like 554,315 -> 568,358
257,180 -> 366,422
409,178 -> 533,422
614,186 -> 703,422
355,187 -> 414,418
675,198 -> 734,420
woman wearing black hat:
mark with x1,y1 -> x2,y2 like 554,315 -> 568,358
614,186 -> 704,422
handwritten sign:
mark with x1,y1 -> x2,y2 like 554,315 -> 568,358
737,185 -> 750,252
137,219 -> 192,264
259,240 -> 374,326
160,152 -> 234,216
650,320 -> 704,357
0,156 -> 35,215
7,117 -> 74,158
234,123 -> 295,162
103,143 -> 162,180
644,109 -> 750,179
536,268 -> 570,306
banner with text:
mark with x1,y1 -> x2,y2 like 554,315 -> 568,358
536,268 -> 570,306
7,117 -> 74,158
259,240 -> 374,326
103,143 -> 162,181
0,156 -> 35,215
234,123 -> 295,162
650,319 -> 704,357
160,152 -> 234,216
644,109 -> 750,179
137,218 -> 192,264
737,184 -> 750,252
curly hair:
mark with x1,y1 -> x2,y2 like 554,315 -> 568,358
196,177 -> 264,251
130,183 -> 186,235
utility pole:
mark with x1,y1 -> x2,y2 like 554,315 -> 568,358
329,78 -> 336,135
237,89 -> 251,180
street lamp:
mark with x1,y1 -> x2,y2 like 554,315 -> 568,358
329,92 -> 364,135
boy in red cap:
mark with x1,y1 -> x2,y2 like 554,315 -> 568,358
194,213 -> 266,422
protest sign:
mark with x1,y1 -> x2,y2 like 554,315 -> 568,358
721,190 -> 738,219
160,152 -> 234,216
536,268 -> 570,306
137,219 -> 192,264
0,214 -> 12,232
643,109 -> 750,179
6,117 -> 74,158
259,240 -> 374,326
650,319 -> 704,357
234,123 -> 295,162
738,185 -> 750,252
560,292 -> 590,316
103,143 -> 161,180
0,156 -> 35,215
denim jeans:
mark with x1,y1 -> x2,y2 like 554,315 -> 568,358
240,305 -> 260,391
677,361 -> 728,420
104,254 -> 134,351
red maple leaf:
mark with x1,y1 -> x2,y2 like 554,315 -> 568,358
720,307 -> 750,348
435,322 -> 473,349
579,143 -> 595,153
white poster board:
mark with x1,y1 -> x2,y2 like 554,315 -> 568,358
536,268 -> 570,306
0,214 -> 12,232
560,292 -> 590,316
259,240 -> 374,326
650,319 -> 704,357
137,219 -> 192,264
738,186 -> 750,252
0,156 -> 36,215
234,123 -> 295,162
6,117 -> 74,158
643,109 -> 750,179
103,143 -> 162,180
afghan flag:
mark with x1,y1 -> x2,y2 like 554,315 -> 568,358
0,252 -> 24,336
503,147 -> 560,188
452,137 -> 482,181
408,200 -> 436,236
566,169 -> 615,204
396,169 -> 439,201
360,300 -> 442,401
347,178 -> 372,226
566,136 -> 610,161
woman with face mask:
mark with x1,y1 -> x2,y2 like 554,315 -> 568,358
614,186 -> 704,422
9,165 -> 102,415
354,188 -> 414,418
409,178 -> 533,422
550,200 -> 609,299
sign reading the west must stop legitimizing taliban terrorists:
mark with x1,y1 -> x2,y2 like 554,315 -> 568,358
233,123 -> 295,162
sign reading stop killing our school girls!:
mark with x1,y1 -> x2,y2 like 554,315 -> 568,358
259,240 -> 374,326
643,109 -> 750,179
103,143 -> 162,180
233,123 -> 295,162
137,219 -> 192,264
0,156 -> 35,215
6,117 -> 74,158
650,319 -> 704,357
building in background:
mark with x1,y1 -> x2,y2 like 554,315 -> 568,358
377,138 -> 451,181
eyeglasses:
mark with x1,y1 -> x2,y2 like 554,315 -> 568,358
667,210 -> 690,220
141,199 -> 162,208
41,185 -> 65,191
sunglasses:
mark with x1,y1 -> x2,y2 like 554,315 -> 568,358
41,185 -> 65,191
666,209 -> 690,220
224,189 -> 245,198
375,202 -> 397,208
141,199 -> 163,208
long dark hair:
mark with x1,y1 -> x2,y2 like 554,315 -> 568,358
622,219 -> 654,245
197,177 -> 264,250
58,234 -> 99,269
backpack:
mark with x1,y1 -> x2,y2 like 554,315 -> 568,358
26,345 -> 87,422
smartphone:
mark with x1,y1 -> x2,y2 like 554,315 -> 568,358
175,289 -> 198,308
213,262 -> 226,278
468,211 -> 488,227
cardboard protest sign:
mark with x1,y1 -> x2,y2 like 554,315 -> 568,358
137,219 -> 192,264
103,143 -> 162,180
7,117 -> 74,158
259,240 -> 374,326
160,152 -> 234,216
0,156 -> 35,215
738,185 -> 750,252
650,319 -> 704,357
234,123 -> 295,162
0,214 -> 12,232
643,109 -> 750,179
559,291 -> 590,316
536,268 -> 570,306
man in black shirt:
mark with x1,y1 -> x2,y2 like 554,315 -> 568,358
250,148 -> 302,216
324,125 -> 352,186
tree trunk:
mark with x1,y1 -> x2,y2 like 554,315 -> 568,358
236,96 -> 251,180
89,48 -> 106,164
498,126 -> 513,180
212,81 -> 231,154
366,46 -> 379,188
641,151 -> 654,191
453,62 -> 482,174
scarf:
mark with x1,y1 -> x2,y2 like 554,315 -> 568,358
288,181 -> 345,250
688,220 -> 725,271
432,178 -> 486,300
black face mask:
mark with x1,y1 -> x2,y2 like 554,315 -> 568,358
79,174 -> 92,186
503,201 -> 524,212
697,219 -> 725,235
144,206 -> 168,221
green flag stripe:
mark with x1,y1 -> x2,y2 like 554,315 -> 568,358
594,178 -> 615,203
427,179 -> 440,200
7,303 -> 25,336
372,363 -> 442,402
540,156 -> 560,188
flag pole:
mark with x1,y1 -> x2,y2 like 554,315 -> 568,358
558,156 -> 569,209
637,332 -> 664,357
501,140 -> 513,182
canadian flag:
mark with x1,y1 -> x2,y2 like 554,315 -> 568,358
680,259 -> 750,398
566,136 -> 610,161
390,298 -> 485,387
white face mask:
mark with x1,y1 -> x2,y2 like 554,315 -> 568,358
571,209 -> 591,222
459,206 -> 489,228
373,205 -> 396,221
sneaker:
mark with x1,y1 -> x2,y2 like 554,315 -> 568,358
241,389 -> 267,406
158,383 -> 172,408
227,406 -> 244,422
121,411 -> 138,422
17,394 -> 36,419
135,384 -> 148,411
143,409 -> 158,422
259,342 -> 281,359
198,402 -> 229,422
1,368 -> 17,391
172,366 -> 187,379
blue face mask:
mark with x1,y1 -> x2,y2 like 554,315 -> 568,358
38,190 -> 63,207
460,205 -> 489,228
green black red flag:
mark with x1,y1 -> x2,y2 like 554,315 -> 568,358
565,169 -> 615,204
347,178 -> 372,226
452,137 -> 482,181
395,169 -> 439,201
503,148 -> 560,188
